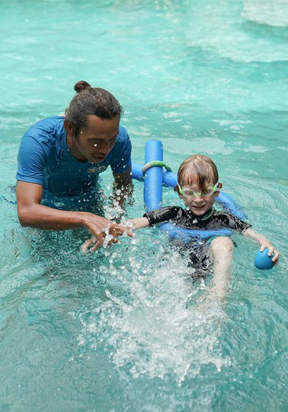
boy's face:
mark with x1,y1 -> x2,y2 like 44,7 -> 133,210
177,181 -> 219,216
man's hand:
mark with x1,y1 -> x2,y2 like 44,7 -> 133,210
82,215 -> 130,249
81,220 -> 134,254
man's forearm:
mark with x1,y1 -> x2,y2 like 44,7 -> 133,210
18,203 -> 92,231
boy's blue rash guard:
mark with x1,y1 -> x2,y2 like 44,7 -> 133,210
16,116 -> 132,197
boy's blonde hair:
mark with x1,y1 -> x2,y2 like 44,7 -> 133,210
177,154 -> 219,191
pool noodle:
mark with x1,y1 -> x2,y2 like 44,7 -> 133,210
144,140 -> 164,211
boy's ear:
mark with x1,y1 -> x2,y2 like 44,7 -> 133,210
214,182 -> 222,198
174,185 -> 182,198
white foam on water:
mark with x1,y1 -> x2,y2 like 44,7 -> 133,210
242,0 -> 288,27
79,248 -> 231,384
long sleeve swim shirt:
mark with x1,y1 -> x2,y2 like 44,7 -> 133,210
144,206 -> 251,233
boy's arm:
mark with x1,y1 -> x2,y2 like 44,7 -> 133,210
243,227 -> 279,264
127,217 -> 149,229
126,207 -> 183,231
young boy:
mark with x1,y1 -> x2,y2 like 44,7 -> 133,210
82,154 -> 279,298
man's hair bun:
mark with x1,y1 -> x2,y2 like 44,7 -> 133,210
66,82 -> 123,134
74,80 -> 91,93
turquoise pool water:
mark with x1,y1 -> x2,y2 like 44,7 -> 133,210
1,0 -> 288,411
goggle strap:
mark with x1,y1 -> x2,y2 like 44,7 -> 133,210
177,184 -> 183,195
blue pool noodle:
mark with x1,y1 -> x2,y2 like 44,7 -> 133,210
159,222 -> 233,243
144,140 -> 164,211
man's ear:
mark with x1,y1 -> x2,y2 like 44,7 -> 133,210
64,120 -> 74,139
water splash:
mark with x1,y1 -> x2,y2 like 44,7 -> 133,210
78,246 -> 230,384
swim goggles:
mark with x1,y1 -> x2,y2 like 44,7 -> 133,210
177,182 -> 222,198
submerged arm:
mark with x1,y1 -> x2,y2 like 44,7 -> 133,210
112,168 -> 133,206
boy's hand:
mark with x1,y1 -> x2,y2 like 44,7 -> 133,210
260,244 -> 280,265
244,229 -> 280,266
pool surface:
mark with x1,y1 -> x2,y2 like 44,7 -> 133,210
0,0 -> 288,411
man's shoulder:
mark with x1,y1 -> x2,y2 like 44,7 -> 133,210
23,116 -> 65,139
116,124 -> 129,143
109,124 -> 131,159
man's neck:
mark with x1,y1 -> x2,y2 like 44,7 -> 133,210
66,136 -> 87,162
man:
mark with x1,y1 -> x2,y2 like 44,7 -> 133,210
16,81 -> 133,247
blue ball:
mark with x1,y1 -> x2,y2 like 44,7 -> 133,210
254,249 -> 275,270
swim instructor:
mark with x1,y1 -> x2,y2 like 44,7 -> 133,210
16,80 -> 133,246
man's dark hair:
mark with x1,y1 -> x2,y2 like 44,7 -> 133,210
65,80 -> 123,138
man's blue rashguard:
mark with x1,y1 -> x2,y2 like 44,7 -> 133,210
16,116 -> 132,197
